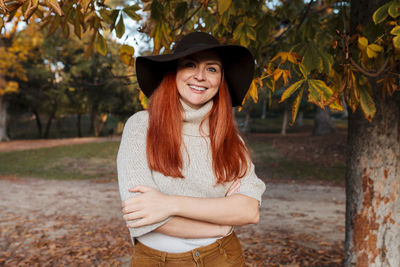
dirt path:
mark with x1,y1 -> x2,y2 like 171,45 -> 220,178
0,176 -> 345,266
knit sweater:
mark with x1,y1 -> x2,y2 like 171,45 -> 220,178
117,99 -> 266,251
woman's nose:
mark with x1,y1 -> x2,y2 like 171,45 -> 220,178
194,67 -> 205,80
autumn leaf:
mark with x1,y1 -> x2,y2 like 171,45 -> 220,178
290,87 -> 304,125
280,80 -> 304,103
359,87 -> 376,122
115,14 -> 125,38
366,44 -> 383,58
45,0 -> 64,16
217,0 -> 231,15
139,90 -> 148,109
373,2 -> 391,24
120,44 -> 135,66
96,33 -> 107,56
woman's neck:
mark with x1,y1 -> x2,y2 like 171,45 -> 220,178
180,99 -> 213,137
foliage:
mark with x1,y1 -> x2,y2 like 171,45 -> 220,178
1,1 -> 398,123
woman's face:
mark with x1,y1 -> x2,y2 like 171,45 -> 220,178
176,50 -> 222,109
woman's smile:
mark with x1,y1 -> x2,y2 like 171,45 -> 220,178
176,50 -> 222,109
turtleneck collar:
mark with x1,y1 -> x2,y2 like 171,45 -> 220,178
181,99 -> 213,137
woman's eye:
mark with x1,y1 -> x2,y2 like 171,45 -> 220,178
208,67 -> 218,72
184,62 -> 196,68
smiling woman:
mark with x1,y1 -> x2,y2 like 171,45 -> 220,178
117,32 -> 266,266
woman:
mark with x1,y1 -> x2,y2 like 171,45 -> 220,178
117,32 -> 266,266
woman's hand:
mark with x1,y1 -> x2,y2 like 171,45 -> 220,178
225,179 -> 241,196
122,185 -> 174,228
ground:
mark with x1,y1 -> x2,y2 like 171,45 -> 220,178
0,132 -> 346,266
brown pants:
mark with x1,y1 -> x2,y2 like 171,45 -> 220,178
130,232 -> 245,267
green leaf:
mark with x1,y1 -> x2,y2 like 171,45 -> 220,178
290,87 -> 304,126
318,50 -> 334,74
359,87 -> 376,122
393,35 -> 400,48
74,13 -> 82,39
123,5 -> 142,21
372,2 -> 391,24
46,15 -> 61,37
174,2 -> 187,19
302,44 -> 322,73
96,33 -> 107,56
115,14 -> 125,38
388,1 -> 400,18
308,79 -> 333,101
280,80 -> 304,103
299,63 -> 309,78
390,25 -> 400,35
218,0 -> 232,15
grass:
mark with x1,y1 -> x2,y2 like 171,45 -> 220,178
0,136 -> 345,184
0,141 -> 119,180
247,139 -> 346,185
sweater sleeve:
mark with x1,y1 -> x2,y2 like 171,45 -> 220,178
235,160 -> 266,206
117,112 -> 172,240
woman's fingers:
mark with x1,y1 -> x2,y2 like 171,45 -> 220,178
226,179 -> 241,196
123,210 -> 146,221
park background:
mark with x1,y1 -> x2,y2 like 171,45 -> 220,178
1,0 -> 399,266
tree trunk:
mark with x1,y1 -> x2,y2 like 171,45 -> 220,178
281,104 -> 289,135
44,103 -> 57,139
313,107 -> 336,136
243,109 -> 251,133
0,95 -> 9,141
32,109 -> 43,138
261,97 -> 267,119
344,0 -> 400,265
77,113 -> 82,137
345,93 -> 400,266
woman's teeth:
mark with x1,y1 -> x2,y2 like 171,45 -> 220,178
189,85 -> 206,91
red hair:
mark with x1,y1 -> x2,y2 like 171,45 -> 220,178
146,72 -> 249,184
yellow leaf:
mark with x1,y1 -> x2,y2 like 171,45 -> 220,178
139,90 -> 148,109
217,0 -> 232,15
272,69 -> 283,82
359,87 -> 376,122
290,87 -> 304,125
248,78 -> 259,103
329,97 -> 344,111
45,0 -> 64,16
79,0 -> 90,13
358,36 -> 368,50
280,80 -> 304,103
366,44 -> 382,58
281,69 -> 291,85
96,33 -> 107,56
368,43 -> 383,52
390,25 -> 400,35
3,81 -> 19,95
393,35 -> 400,48
120,44 -> 135,66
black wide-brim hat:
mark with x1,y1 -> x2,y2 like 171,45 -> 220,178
136,32 -> 255,107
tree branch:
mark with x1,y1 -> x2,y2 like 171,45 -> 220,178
172,3 -> 202,34
350,57 -> 390,78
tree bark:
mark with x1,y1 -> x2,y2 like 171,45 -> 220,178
345,0 -> 400,265
281,104 -> 289,135
32,109 -> 43,138
313,107 -> 336,136
77,114 -> 82,137
345,93 -> 400,266
44,103 -> 57,139
0,95 -> 9,141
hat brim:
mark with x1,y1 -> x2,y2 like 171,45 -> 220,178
136,44 -> 254,107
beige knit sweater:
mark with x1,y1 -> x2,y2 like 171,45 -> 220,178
117,100 -> 266,243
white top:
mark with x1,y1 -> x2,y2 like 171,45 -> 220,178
117,100 -> 266,252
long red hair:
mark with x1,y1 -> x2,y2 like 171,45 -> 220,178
146,72 -> 249,184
